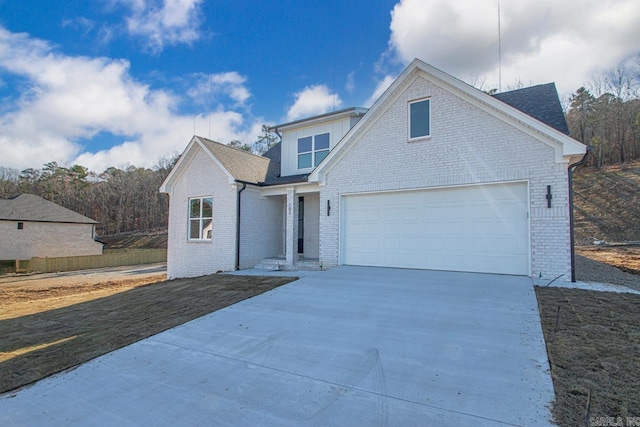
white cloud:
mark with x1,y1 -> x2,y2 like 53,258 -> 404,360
386,0 -> 640,95
187,72 -> 251,106
345,71 -> 355,94
365,75 -> 396,107
116,0 -> 204,53
286,85 -> 342,121
0,27 -> 263,172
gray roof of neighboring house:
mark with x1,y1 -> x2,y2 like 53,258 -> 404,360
197,137 -> 271,184
0,194 -> 98,224
492,83 -> 570,135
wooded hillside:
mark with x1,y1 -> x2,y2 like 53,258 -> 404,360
0,157 -> 176,236
573,163 -> 640,244
565,64 -> 640,167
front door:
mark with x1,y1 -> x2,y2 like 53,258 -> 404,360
298,196 -> 304,254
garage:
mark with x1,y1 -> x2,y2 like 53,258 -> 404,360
341,182 -> 529,275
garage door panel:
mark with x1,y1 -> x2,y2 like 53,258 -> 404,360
342,183 -> 529,275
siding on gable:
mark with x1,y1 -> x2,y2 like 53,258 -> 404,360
167,145 -> 237,279
0,220 -> 102,259
319,74 -> 572,279
280,116 -> 353,177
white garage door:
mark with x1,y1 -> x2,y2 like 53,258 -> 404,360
341,182 -> 529,275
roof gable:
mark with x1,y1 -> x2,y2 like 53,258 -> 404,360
310,59 -> 586,182
493,83 -> 570,135
0,194 -> 97,224
160,136 -> 271,193
197,137 -> 270,183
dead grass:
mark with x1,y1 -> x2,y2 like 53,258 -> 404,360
573,163 -> 640,244
0,274 -> 295,395
577,246 -> 640,275
536,287 -> 640,426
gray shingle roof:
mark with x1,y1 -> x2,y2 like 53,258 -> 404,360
0,194 -> 98,224
261,142 -> 309,185
492,83 -> 569,135
197,137 -> 271,184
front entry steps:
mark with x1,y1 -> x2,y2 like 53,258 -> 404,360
254,257 -> 321,271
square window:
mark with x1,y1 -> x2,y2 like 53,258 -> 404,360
17,222 -> 24,230
315,149 -> 329,166
298,152 -> 312,169
297,133 -> 331,170
409,99 -> 430,139
315,133 -> 330,150
298,136 -> 312,153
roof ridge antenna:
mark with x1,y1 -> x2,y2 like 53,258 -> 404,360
498,2 -> 502,93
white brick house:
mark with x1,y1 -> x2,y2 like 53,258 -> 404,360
0,193 -> 103,259
160,59 -> 586,280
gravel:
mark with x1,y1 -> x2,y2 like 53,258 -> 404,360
575,254 -> 640,291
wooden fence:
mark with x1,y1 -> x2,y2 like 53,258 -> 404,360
9,249 -> 167,274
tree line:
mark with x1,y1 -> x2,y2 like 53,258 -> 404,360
0,158 -> 176,236
565,61 -> 640,168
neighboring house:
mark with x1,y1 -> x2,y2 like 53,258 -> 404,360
161,59 -> 586,280
0,194 -> 103,259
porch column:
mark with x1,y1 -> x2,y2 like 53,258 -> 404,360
285,187 -> 298,266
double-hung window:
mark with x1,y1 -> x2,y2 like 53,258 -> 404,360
408,98 -> 431,140
189,197 -> 213,240
298,133 -> 330,169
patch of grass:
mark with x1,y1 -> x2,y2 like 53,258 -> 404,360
536,287 -> 640,426
0,274 -> 296,394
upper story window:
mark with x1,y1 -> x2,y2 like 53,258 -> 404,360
188,197 -> 213,240
298,133 -> 330,169
17,222 -> 24,230
408,98 -> 431,140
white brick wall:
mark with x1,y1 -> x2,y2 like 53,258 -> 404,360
239,188 -> 284,268
302,193 -> 320,258
0,220 -> 103,259
167,146 -> 237,279
319,74 -> 572,279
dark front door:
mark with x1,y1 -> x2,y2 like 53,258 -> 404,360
298,196 -> 304,254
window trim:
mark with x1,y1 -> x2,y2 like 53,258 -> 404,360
408,98 -> 431,141
188,196 -> 213,241
297,133 -> 330,170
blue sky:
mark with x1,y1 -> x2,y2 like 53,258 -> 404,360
0,0 -> 639,172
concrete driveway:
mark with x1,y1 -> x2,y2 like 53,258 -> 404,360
0,266 -> 555,426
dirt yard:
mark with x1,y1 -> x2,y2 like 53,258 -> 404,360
536,286 -> 640,426
577,245 -> 640,275
0,271 -> 295,394
0,263 -> 167,320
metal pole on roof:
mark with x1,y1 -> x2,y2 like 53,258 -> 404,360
498,3 -> 502,93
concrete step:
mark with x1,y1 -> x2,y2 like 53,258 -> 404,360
254,258 -> 287,271
253,257 -> 321,271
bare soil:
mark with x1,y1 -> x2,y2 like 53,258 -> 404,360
577,245 -> 640,276
573,163 -> 640,244
536,287 -> 640,426
0,273 -> 295,394
0,264 -> 167,319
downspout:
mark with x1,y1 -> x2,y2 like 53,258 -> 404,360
568,148 -> 590,282
235,181 -> 247,270
273,127 -> 282,143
